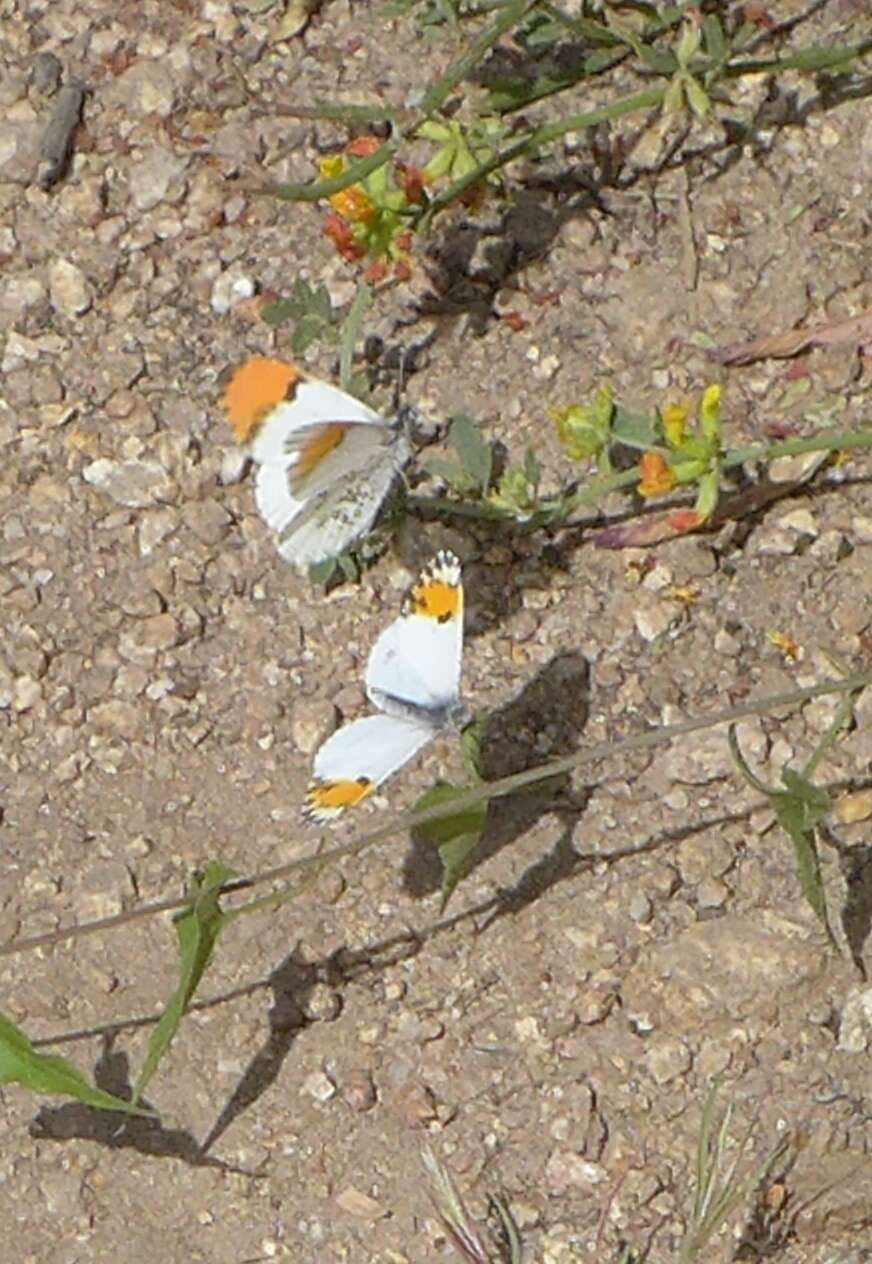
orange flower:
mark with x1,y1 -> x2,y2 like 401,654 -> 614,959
363,259 -> 388,284
638,452 -> 676,497
323,212 -> 363,261
346,135 -> 381,158
329,184 -> 376,224
395,161 -> 427,204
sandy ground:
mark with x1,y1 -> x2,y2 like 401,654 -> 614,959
2,1 -> 872,1260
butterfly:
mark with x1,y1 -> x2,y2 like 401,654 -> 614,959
224,357 -> 410,568
304,550 -> 466,822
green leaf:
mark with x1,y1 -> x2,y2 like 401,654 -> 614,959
291,312 -> 329,354
460,718 -> 486,781
555,386 -> 615,460
702,13 -> 726,62
338,551 -> 360,582
423,456 -> 476,494
339,281 -> 372,392
729,726 -> 833,943
523,446 -> 540,491
0,1013 -> 148,1115
611,405 -> 660,450
772,771 -> 832,941
131,861 -> 236,1106
662,74 -> 685,114
694,468 -> 720,521
412,783 -> 486,911
685,75 -> 711,121
309,557 -> 339,586
449,414 -> 493,493
637,46 -> 678,75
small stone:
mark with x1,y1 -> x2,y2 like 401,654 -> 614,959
340,1068 -> 377,1113
837,987 -> 872,1054
695,876 -> 729,909
88,699 -> 141,738
646,1037 -> 693,1084
769,451 -> 827,485
302,984 -> 342,1023
751,525 -> 797,556
83,458 -> 172,508
183,500 -> 232,546
335,1187 -> 384,1220
835,790 -> 872,826
0,663 -> 13,709
13,674 -> 42,712
113,60 -> 177,116
301,1070 -> 336,1102
292,700 -> 338,755
666,723 -> 733,784
628,892 -> 653,923
76,861 -> 133,920
210,269 -> 256,314
852,515 -> 872,545
0,274 -> 47,323
138,508 -> 179,557
633,598 -> 678,643
714,627 -> 742,656
545,1150 -> 607,1194
139,613 -> 180,652
128,147 -> 189,212
676,834 -> 734,883
219,448 -> 248,485
576,987 -> 616,1025
0,120 -> 42,184
48,257 -> 93,316
777,507 -> 818,538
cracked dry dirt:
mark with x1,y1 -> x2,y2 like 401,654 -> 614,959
2,1 -> 872,1262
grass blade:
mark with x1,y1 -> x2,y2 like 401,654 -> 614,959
339,281 -> 372,392
131,861 -> 235,1106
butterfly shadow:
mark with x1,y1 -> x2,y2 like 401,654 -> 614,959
402,648 -> 592,898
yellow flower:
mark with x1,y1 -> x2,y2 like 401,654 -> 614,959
700,384 -> 722,439
329,184 -> 376,224
662,403 -> 689,448
319,155 -> 346,180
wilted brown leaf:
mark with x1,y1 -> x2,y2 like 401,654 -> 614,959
712,307 -> 872,366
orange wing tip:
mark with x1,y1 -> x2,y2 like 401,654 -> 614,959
404,550 -> 462,624
223,357 -> 302,444
303,776 -> 373,823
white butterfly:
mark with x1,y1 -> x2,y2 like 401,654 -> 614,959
304,551 -> 466,822
224,357 -> 410,568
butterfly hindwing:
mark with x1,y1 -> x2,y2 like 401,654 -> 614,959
304,714 -> 435,824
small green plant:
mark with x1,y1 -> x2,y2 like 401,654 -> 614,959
729,680 -> 862,945
261,278 -> 338,355
412,720 -> 488,910
677,1083 -> 789,1264
261,4 -> 870,255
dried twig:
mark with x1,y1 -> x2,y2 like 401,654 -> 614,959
37,80 -> 86,189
